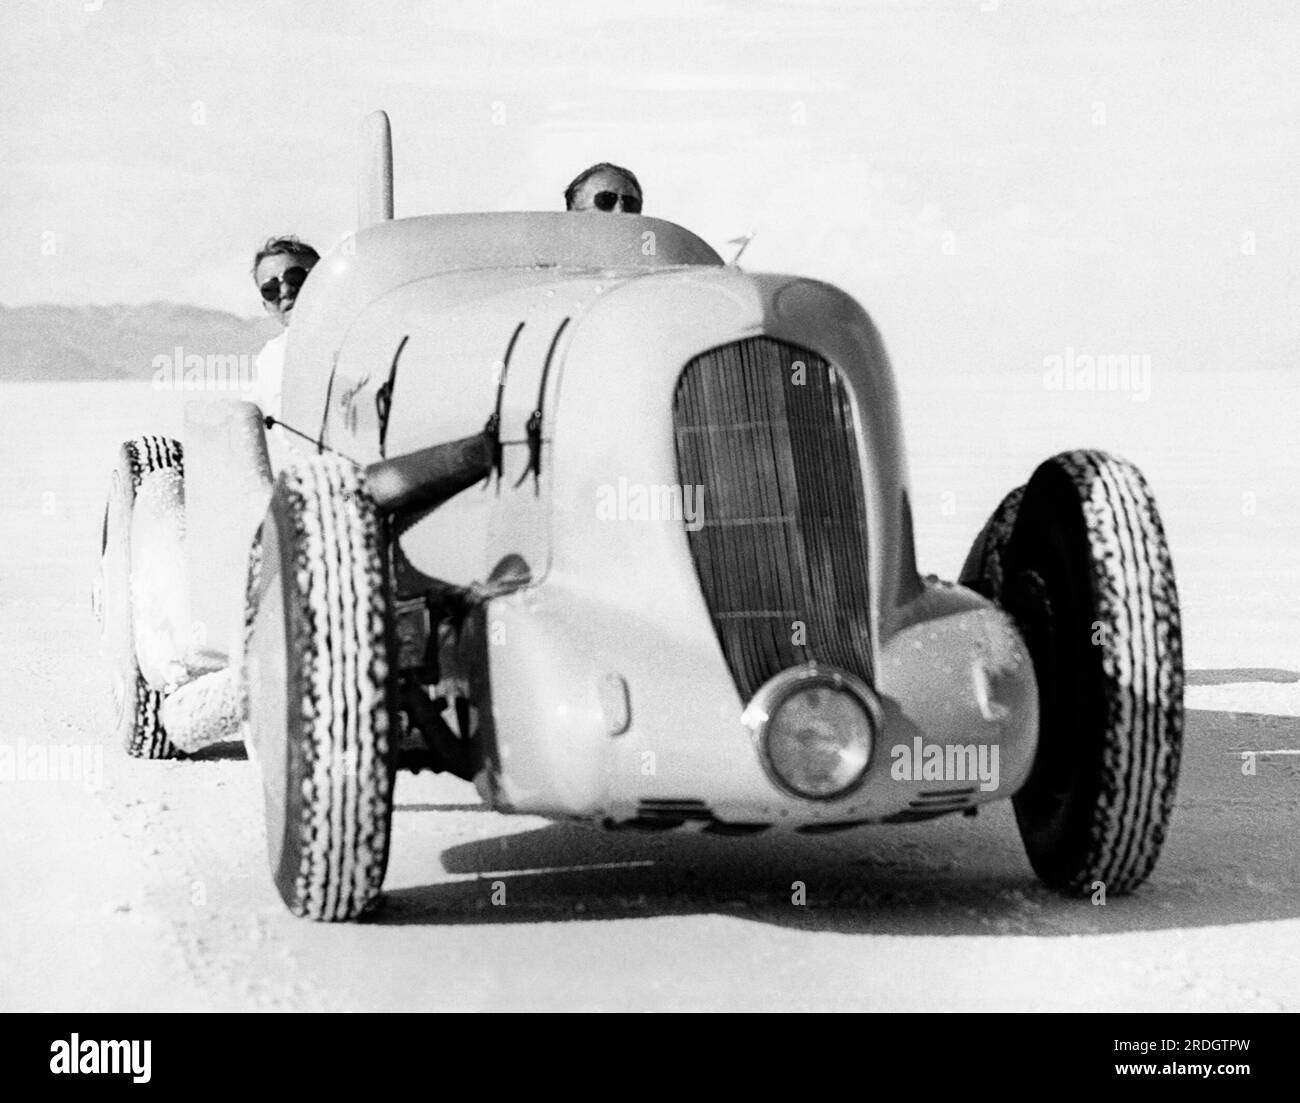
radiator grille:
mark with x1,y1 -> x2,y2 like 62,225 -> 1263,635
673,338 -> 873,699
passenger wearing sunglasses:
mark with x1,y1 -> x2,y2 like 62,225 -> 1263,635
254,235 -> 319,327
564,162 -> 643,214
249,236 -> 320,458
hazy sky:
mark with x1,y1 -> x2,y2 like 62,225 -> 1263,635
2,0 -> 1296,378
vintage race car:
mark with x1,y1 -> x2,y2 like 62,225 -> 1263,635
96,113 -> 1184,920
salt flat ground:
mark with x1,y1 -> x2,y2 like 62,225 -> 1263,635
1,375 -> 1296,1011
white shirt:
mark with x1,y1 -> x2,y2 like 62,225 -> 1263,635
252,329 -> 294,471
251,329 -> 288,423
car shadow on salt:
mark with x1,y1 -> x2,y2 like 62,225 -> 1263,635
374,706 -> 1300,935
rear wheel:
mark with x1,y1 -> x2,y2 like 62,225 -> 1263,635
244,455 -> 396,921
97,437 -> 185,760
999,450 -> 1183,895
959,484 -> 1024,600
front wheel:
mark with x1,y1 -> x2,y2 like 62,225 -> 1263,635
244,455 -> 396,921
1000,450 -> 1183,895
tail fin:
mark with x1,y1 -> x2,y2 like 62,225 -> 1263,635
357,109 -> 394,228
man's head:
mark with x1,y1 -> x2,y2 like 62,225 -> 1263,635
253,236 -> 320,327
564,163 -> 643,213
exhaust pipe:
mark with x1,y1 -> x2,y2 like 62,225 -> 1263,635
365,432 -> 493,528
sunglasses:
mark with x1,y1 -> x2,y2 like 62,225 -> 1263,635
259,266 -> 309,303
592,190 -> 642,213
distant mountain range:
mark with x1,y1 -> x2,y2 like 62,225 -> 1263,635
0,303 -> 280,382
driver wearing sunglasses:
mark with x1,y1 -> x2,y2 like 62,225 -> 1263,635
564,162 -> 643,214
249,236 -> 320,463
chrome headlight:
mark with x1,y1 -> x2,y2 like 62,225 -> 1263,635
743,666 -> 880,800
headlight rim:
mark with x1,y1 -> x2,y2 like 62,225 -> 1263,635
742,663 -> 881,802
